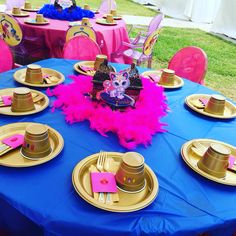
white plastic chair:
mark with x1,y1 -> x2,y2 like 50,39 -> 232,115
99,0 -> 117,14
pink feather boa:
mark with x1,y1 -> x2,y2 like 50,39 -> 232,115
47,75 -> 168,149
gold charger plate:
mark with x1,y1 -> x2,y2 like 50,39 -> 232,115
21,8 -> 40,12
72,152 -> 159,212
103,14 -> 122,20
24,18 -> 49,25
185,94 -> 236,119
13,68 -> 65,88
142,70 -> 184,89
0,122 -> 64,167
73,61 -> 96,76
73,61 -> 116,76
0,88 -> 49,116
181,139 -> 236,186
10,12 -> 29,17
68,21 -> 81,27
96,18 -> 117,26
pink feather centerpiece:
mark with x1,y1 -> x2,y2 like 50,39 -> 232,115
47,67 -> 168,149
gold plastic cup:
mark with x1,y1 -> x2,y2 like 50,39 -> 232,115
106,14 -> 114,23
94,54 -> 107,70
197,143 -> 231,178
159,69 -> 175,85
21,124 -> 52,159
36,14 -> 45,23
25,64 -> 43,84
110,9 -> 117,17
12,7 -> 21,15
84,4 -> 90,10
11,87 -> 35,112
204,94 -> 226,115
81,17 -> 90,26
24,2 -> 32,9
115,152 -> 145,192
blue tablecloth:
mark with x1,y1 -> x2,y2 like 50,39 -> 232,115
0,59 -> 236,236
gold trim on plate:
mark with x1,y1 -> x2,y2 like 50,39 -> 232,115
181,139 -> 236,186
10,12 -> 29,17
0,122 -> 64,167
73,61 -> 116,76
103,15 -> 122,20
21,8 -> 40,12
142,70 -> 184,89
73,61 -> 96,76
24,18 -> 49,25
96,18 -> 117,26
0,88 -> 49,116
185,94 -> 236,119
72,152 -> 159,212
13,68 -> 65,87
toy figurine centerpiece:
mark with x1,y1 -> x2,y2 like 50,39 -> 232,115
48,59 -> 167,149
38,0 -> 95,21
91,62 -> 143,110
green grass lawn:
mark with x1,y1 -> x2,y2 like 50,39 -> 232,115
1,0 -> 235,100
131,27 -> 236,101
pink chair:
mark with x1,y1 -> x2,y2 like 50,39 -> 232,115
113,28 -> 162,68
99,0 -> 117,14
66,25 -> 97,42
6,0 -> 25,10
168,46 -> 208,84
0,38 -> 14,73
0,13 -> 49,64
130,13 -> 164,45
62,35 -> 102,60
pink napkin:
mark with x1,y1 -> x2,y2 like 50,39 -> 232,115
228,155 -> 236,168
148,73 -> 160,83
1,96 -> 12,106
90,172 -> 117,193
80,65 -> 94,72
199,98 -> 208,106
2,134 -> 24,149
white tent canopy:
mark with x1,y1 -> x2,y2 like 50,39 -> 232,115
133,0 -> 236,38
211,0 -> 236,39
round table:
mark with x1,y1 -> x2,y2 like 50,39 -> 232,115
15,12 -> 130,63
0,58 -> 236,236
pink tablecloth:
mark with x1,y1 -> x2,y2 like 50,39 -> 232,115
16,12 -> 131,63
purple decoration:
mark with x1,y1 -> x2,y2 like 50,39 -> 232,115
38,4 -> 95,21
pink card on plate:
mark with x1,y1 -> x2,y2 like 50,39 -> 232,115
148,73 -> 160,83
2,134 -> 24,149
90,172 -> 117,193
80,65 -> 94,72
199,98 -> 208,106
228,155 -> 236,168
1,96 -> 12,106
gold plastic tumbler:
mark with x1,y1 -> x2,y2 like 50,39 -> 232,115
12,7 -> 21,15
11,87 -> 35,112
116,152 -> 145,192
197,143 -> 231,178
21,124 -> 52,159
24,2 -> 32,9
94,55 -> 108,70
204,94 -> 226,115
159,69 -> 175,85
25,64 -> 43,84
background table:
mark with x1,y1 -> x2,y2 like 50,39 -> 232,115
16,12 -> 130,62
0,59 -> 236,236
